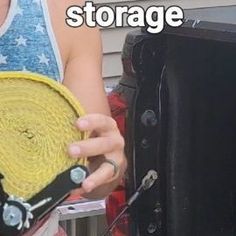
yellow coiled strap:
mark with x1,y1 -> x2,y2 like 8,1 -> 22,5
0,72 -> 87,200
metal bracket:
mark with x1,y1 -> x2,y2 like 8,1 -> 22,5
0,165 -> 88,236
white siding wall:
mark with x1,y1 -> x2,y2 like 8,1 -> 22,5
94,0 -> 236,86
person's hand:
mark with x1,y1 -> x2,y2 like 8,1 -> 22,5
68,113 -> 127,197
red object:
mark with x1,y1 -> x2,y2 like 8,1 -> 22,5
106,92 -> 130,236
108,92 -> 127,137
66,193 -> 83,201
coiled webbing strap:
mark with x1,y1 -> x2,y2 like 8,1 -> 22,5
0,72 -> 87,200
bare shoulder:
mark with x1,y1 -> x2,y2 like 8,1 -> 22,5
47,0 -> 86,30
46,0 -> 107,115
48,0 -> 101,56
46,0 -> 99,66
47,0 -> 85,22
48,0 -> 85,9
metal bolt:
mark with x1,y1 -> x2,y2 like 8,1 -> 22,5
141,110 -> 158,127
3,204 -> 22,227
154,202 -> 162,214
70,167 -> 86,184
141,138 -> 150,149
147,222 -> 157,234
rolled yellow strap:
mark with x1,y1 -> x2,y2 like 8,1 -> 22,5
0,72 -> 87,200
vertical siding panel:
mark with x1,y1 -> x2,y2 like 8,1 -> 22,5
94,0 -> 236,86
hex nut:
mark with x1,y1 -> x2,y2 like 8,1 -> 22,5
70,167 -> 86,184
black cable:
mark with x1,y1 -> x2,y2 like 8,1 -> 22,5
101,205 -> 129,236
101,170 -> 158,236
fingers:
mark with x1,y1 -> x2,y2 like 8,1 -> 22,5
68,135 -> 123,158
69,161 -> 114,195
82,160 -> 118,193
75,114 -> 118,134
68,113 -> 126,196
68,114 -> 124,158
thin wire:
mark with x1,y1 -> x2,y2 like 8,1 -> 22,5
101,170 -> 158,236
101,205 -> 129,236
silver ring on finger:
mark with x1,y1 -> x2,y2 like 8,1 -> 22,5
103,159 -> 119,177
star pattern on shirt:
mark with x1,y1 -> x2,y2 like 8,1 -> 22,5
0,1 -> 60,80
15,5 -> 23,16
16,35 -> 27,46
38,53 -> 50,66
32,0 -> 41,6
35,23 -> 44,34
0,54 -> 8,65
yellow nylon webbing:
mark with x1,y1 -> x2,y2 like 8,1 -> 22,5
0,72 -> 87,200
